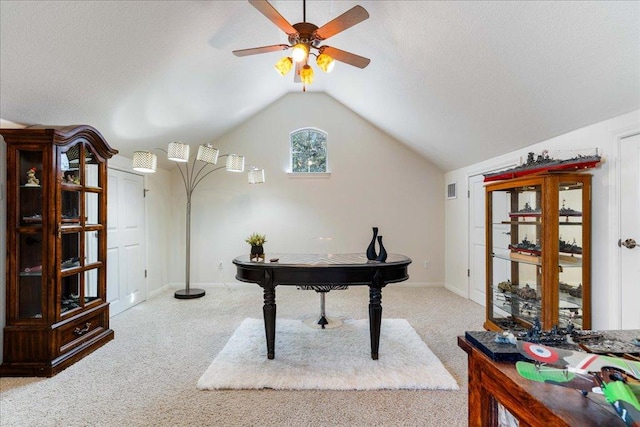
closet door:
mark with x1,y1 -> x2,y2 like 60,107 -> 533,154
107,168 -> 146,316
619,133 -> 640,329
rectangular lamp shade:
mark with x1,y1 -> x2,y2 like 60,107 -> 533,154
196,144 -> 219,164
132,151 -> 157,173
167,142 -> 190,162
248,168 -> 265,184
226,154 -> 245,172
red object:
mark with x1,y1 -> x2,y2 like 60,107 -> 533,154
484,159 -> 600,182
522,342 -> 560,364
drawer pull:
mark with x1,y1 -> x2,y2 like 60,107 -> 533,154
73,322 -> 92,336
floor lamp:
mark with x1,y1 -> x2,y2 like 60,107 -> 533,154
133,142 -> 265,299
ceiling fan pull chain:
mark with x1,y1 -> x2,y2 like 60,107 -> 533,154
303,0 -> 306,23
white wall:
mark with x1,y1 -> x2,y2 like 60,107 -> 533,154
444,110 -> 640,329
165,93 -> 445,286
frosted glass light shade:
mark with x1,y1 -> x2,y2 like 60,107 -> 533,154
167,142 -> 189,162
316,53 -> 335,73
196,144 -> 219,164
248,168 -> 265,184
132,151 -> 157,173
274,56 -> 293,76
300,64 -> 314,85
291,43 -> 308,62
226,154 -> 245,172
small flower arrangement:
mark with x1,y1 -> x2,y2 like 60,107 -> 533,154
245,233 -> 267,247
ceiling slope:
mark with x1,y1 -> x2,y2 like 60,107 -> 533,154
1,1 -> 638,171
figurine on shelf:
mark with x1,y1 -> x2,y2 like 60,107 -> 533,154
63,171 -> 80,184
25,167 -> 40,186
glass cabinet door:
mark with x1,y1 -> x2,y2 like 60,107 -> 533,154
488,184 -> 544,330
17,149 -> 45,319
557,181 -> 585,328
58,142 -> 105,317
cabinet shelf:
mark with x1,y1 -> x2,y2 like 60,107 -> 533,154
19,272 -> 43,277
492,252 -> 583,268
1,124 -> 117,377
485,173 -> 591,332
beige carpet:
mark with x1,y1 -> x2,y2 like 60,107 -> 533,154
0,285 -> 485,426
198,318 -> 459,390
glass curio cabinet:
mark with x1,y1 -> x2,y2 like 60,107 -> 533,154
1,125 -> 117,376
485,173 -> 591,332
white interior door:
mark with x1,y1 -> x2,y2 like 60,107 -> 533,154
469,174 -> 487,305
619,133 -> 640,329
107,169 -> 146,316
469,168 -> 515,306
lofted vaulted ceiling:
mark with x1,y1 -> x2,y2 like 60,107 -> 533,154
1,1 -> 639,172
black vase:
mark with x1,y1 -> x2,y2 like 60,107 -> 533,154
375,235 -> 387,262
366,227 -> 379,260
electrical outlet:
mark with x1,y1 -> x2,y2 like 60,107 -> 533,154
424,261 -> 430,269
218,261 -> 224,270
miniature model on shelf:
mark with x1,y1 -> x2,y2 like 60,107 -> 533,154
1,125 -> 117,377
509,202 -> 541,217
485,172 -> 592,332
508,236 -> 541,254
483,149 -> 601,182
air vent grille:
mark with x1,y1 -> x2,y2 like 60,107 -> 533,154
447,182 -> 457,199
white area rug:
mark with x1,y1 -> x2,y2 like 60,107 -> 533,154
197,318 -> 459,390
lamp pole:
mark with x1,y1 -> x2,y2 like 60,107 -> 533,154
174,154 -> 238,299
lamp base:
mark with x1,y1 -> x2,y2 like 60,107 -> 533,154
174,288 -> 206,299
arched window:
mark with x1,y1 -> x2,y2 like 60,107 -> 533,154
290,128 -> 327,173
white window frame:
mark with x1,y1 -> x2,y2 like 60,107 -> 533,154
288,127 -> 331,178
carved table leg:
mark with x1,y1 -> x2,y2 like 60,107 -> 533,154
262,270 -> 276,359
369,270 -> 383,360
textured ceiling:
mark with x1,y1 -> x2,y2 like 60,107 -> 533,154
1,1 -> 639,171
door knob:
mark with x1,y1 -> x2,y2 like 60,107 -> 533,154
618,238 -> 637,249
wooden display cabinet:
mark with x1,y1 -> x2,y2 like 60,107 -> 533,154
485,173 -> 591,332
1,125 -> 117,376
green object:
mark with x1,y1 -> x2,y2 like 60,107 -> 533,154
603,380 -> 640,410
245,233 -> 267,246
516,361 -> 574,384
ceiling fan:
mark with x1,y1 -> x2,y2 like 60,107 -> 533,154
233,0 -> 371,90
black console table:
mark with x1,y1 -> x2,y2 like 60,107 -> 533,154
233,253 -> 412,360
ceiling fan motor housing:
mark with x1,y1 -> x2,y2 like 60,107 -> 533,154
290,22 -> 321,48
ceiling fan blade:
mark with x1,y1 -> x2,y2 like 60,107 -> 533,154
233,44 -> 290,57
249,0 -> 298,36
294,61 -> 301,83
320,46 -> 370,69
313,5 -> 369,40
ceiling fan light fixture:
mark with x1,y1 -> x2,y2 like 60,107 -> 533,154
300,64 -> 314,85
291,43 -> 309,63
274,56 -> 293,76
316,53 -> 335,73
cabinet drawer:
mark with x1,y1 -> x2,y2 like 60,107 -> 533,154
57,310 -> 107,355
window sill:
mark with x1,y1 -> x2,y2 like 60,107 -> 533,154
287,172 -> 331,179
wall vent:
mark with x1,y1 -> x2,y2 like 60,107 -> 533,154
447,182 -> 457,199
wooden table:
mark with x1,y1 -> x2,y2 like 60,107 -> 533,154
458,336 -> 624,426
233,253 -> 411,360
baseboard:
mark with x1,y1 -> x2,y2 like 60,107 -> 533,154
148,284 -> 170,299
444,283 -> 468,298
